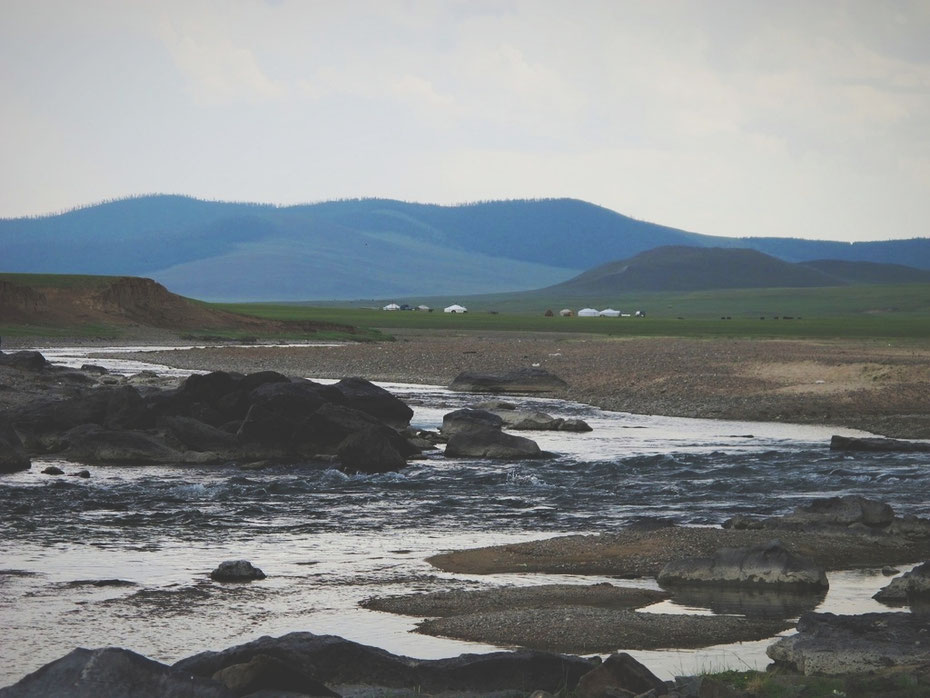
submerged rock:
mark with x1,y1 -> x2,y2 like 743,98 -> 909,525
210,560 -> 266,582
830,434 -> 930,453
448,367 -> 568,394
657,540 -> 828,589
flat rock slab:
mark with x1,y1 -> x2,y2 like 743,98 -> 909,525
427,526 -> 930,577
362,583 -> 669,617
449,368 -> 568,394
417,606 -> 793,653
767,611 -> 930,675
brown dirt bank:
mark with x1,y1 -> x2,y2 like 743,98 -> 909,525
101,331 -> 930,438
427,526 -> 930,577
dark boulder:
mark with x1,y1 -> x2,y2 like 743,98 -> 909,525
41,465 -> 64,475
236,404 -> 293,446
63,425 -> 189,465
210,653 -> 339,697
831,434 -> 930,453
162,416 -> 238,452
174,631 -> 593,695
419,650 -> 593,695
332,377 -> 413,428
0,418 -> 30,474
12,391 -> 112,439
449,367 -> 568,393
174,632 -> 421,689
658,540 -> 828,589
210,560 -> 266,582
178,371 -> 243,407
767,611 -> 930,675
0,350 -> 50,371
444,428 -> 543,459
238,370 -> 290,393
574,652 -> 667,698
873,561 -> 930,604
103,385 -> 149,430
0,646 -> 232,697
336,426 -> 407,474
441,408 -> 504,436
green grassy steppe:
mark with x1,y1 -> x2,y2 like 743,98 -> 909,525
216,283 -> 930,340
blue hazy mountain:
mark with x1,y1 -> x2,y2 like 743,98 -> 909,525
1,195 -> 927,300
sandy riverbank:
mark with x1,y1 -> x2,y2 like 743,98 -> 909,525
80,330 -> 930,439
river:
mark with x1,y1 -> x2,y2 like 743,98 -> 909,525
1,344 -> 928,686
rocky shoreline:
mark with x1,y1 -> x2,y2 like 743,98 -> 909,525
66,330 -> 930,439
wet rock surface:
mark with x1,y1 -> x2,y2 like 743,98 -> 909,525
767,611 -> 930,675
0,354 -> 419,473
657,540 -> 828,589
874,560 -> 930,605
448,367 -> 569,394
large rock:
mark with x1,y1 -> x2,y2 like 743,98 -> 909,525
781,495 -> 895,528
210,654 -> 339,697
162,416 -> 238,452
873,561 -> 930,604
441,408 -> 504,436
449,367 -> 568,394
658,540 -> 828,589
767,611 -> 930,675
830,434 -> 930,453
174,631 -> 593,695
0,350 -> 50,371
336,426 -> 407,474
63,425 -> 188,465
0,646 -> 232,697
103,385 -> 149,430
574,653 -> 667,698
444,428 -> 543,459
0,418 -> 30,474
332,377 -> 413,428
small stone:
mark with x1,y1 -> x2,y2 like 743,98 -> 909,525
41,465 -> 64,475
210,559 -> 266,582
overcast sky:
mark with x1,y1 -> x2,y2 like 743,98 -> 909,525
2,0 -> 928,241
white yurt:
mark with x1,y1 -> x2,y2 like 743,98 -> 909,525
599,308 -> 621,317
383,303 -> 401,311
577,308 -> 599,317
444,304 -> 468,313
559,309 -> 573,317
417,305 -> 431,312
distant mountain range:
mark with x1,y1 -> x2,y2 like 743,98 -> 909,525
1,195 -> 928,301
545,246 -> 930,295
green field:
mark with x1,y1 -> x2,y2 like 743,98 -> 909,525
215,283 -> 930,340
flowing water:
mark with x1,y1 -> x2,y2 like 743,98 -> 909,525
1,345 -> 929,685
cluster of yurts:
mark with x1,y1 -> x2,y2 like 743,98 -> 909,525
546,308 -> 645,317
